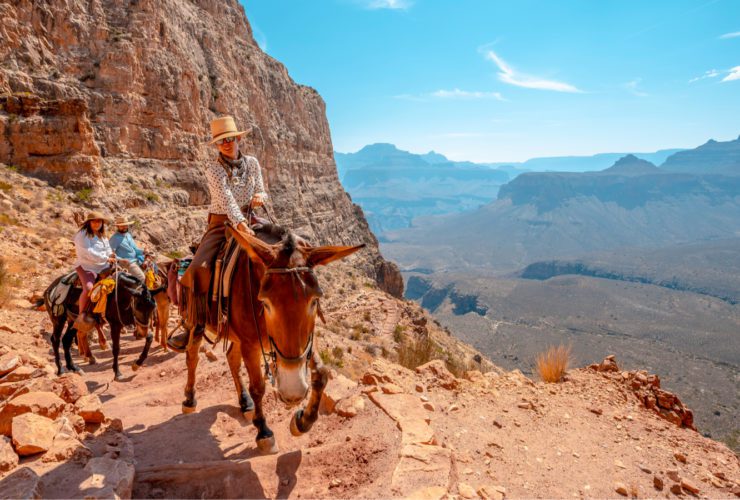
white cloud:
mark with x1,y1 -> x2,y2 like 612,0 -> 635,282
689,69 -> 720,83
722,66 -> 740,82
624,78 -> 648,97
431,88 -> 506,101
366,0 -> 412,9
484,50 -> 583,93
720,32 -> 740,39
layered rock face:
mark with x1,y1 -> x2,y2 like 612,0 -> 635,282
0,0 -> 401,296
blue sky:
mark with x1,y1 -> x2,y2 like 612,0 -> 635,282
243,0 -> 740,162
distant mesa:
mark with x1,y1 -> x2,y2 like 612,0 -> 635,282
660,135 -> 740,175
600,154 -> 663,175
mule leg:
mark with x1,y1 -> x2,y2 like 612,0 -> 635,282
155,293 -> 169,351
133,332 -> 154,371
226,342 -> 254,420
50,319 -> 66,375
62,323 -> 83,374
241,343 -> 277,454
290,352 -> 329,436
110,323 -> 124,381
182,329 -> 203,413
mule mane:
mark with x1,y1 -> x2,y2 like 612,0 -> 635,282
253,224 -> 311,267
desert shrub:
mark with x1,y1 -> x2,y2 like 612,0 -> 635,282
320,347 -> 344,368
165,250 -> 185,259
397,336 -> 436,371
363,311 -> 371,322
144,191 -> 160,202
73,187 -> 93,204
0,214 -> 17,226
0,180 -> 11,192
445,353 -> 471,378
392,324 -> 405,343
331,346 -> 344,361
535,345 -> 571,383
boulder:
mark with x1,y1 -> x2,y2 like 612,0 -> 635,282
0,467 -> 42,499
55,373 -> 88,403
336,395 -> 365,418
458,483 -> 477,499
79,457 -> 135,499
75,394 -> 105,423
3,366 -> 42,383
11,413 -> 56,456
0,391 -> 66,435
41,430 -> 91,463
0,435 -> 19,473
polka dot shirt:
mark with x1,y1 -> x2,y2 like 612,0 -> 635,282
204,154 -> 267,225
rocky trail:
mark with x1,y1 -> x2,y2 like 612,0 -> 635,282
0,291 -> 738,498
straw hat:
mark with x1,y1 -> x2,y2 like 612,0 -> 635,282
209,116 -> 250,145
80,211 -> 111,226
113,215 -> 135,226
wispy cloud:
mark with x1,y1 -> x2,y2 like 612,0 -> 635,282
365,0 -> 412,9
624,78 -> 648,97
431,89 -> 506,101
719,31 -> 740,39
722,66 -> 740,82
394,89 -> 506,101
484,50 -> 583,93
689,69 -> 720,83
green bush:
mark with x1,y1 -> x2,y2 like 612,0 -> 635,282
73,188 -> 93,204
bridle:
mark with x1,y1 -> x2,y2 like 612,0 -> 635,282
247,262 -> 319,386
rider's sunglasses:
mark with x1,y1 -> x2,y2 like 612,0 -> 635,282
216,136 -> 238,146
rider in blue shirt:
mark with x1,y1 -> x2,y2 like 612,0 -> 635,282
109,215 -> 147,283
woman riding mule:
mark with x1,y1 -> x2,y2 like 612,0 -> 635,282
169,115 -> 268,351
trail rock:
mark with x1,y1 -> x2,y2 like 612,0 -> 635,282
319,374 -> 356,414
0,467 -> 42,499
416,360 -> 458,390
2,366 -> 40,383
369,392 -> 435,445
0,391 -> 66,435
335,395 -> 365,418
76,394 -> 105,423
653,475 -> 664,490
393,444 -> 452,497
478,485 -> 506,500
11,413 -> 56,456
458,482 -> 477,498
0,353 -> 21,377
0,435 -> 19,473
79,457 -> 135,499
407,487 -> 448,500
680,479 -> 700,495
615,482 -> 629,496
41,430 -> 91,463
55,373 -> 88,403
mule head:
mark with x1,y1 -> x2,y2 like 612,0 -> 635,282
228,225 -> 364,405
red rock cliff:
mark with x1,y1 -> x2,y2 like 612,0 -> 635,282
0,0 -> 402,296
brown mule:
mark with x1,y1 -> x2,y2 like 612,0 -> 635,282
181,223 -> 364,454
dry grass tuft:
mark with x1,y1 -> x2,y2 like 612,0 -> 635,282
397,336 -> 436,370
535,344 -> 571,383
0,258 -> 10,308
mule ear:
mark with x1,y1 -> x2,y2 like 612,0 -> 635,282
306,243 -> 365,268
226,225 -> 277,265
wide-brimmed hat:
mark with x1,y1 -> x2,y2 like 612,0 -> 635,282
209,116 -> 250,145
80,211 -> 111,226
113,215 -> 135,226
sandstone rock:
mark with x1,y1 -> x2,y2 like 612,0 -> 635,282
674,452 -> 687,463
0,467 -> 42,499
393,444 -> 452,497
0,391 -> 66,435
0,381 -> 26,400
381,383 -> 404,395
319,374 -> 356,414
458,482 -> 477,498
335,395 -> 365,418
598,355 -> 620,372
680,478 -> 699,495
415,384 -> 425,393
76,394 -> 105,423
423,402 -> 435,412
41,429 -> 91,463
11,413 -> 56,456
55,372 -> 88,403
614,482 -> 629,496
0,352 -> 21,377
654,475 -> 664,490
80,457 -> 135,500
406,486 -> 448,500
68,414 -> 86,434
17,353 -> 46,369
670,483 -> 683,495
464,370 -> 486,384
3,366 -> 41,383
478,485 -> 506,500
416,360 -> 458,390
0,435 -> 19,473
369,392 -> 435,445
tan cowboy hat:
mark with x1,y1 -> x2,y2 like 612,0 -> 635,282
113,215 -> 135,226
80,211 -> 111,226
208,116 -> 250,145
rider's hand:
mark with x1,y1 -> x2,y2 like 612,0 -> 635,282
236,222 -> 255,235
250,193 -> 266,208
107,255 -> 117,264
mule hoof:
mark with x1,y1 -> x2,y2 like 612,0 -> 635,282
290,410 -> 304,437
114,372 -> 124,382
182,402 -> 197,414
131,362 -> 140,372
85,356 -> 97,365
256,435 -> 279,455
242,409 -> 255,422
70,365 -> 84,375
57,367 -> 67,376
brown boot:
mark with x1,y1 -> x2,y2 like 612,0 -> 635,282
73,313 -> 96,333
167,324 -> 204,352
